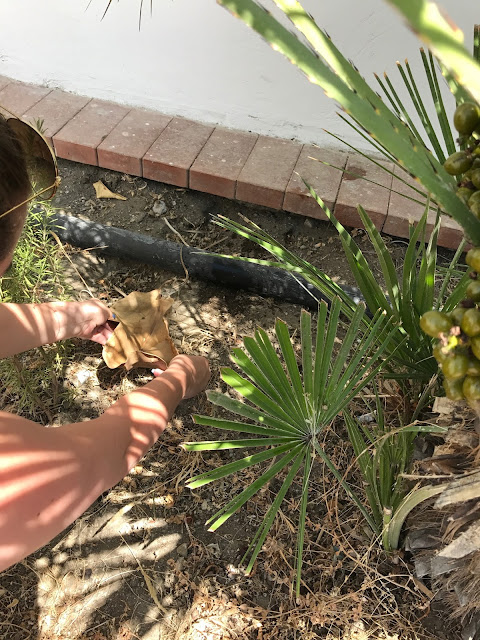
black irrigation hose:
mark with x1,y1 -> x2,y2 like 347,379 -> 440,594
46,211 -> 366,311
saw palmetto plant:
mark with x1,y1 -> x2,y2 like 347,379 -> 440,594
213,205 -> 470,385
182,300 -> 440,594
180,0 -> 479,583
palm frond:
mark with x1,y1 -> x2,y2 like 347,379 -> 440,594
186,302 -> 400,584
385,0 -> 480,106
218,0 -> 480,243
214,187 -> 468,382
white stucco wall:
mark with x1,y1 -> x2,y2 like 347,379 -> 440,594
0,0 -> 476,148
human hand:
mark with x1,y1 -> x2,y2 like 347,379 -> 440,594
75,300 -> 116,344
153,354 -> 210,399
55,300 -> 115,345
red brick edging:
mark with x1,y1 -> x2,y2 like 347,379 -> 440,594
0,75 -> 463,251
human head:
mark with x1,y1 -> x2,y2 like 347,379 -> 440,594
0,114 -> 31,275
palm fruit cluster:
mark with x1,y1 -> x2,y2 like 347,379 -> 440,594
419,102 -> 480,404
444,102 -> 480,217
420,247 -> 480,403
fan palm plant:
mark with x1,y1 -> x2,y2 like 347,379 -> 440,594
213,203 -> 470,385
184,299 -> 406,595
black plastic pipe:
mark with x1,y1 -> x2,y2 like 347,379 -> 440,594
47,212 -> 365,311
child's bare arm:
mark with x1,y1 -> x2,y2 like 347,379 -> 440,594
0,299 -> 113,358
0,355 -> 210,570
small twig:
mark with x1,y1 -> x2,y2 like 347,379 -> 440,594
191,227 -> 203,242
49,230 -> 95,298
203,234 -> 231,251
111,284 -> 128,298
179,246 -> 189,282
163,217 -> 189,246
71,244 -> 109,252
120,534 -> 168,614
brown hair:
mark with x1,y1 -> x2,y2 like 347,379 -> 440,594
0,114 -> 30,261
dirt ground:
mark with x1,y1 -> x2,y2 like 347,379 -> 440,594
0,160 -> 462,640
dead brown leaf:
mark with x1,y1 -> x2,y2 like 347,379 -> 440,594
93,180 -> 127,200
103,288 -> 178,370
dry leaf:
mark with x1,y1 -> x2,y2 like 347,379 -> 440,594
432,396 -> 459,415
103,288 -> 178,370
93,180 -> 127,200
435,470 -> 480,508
437,520 -> 480,559
152,494 -> 175,508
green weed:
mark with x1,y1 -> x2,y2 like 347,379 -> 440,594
0,204 -> 72,422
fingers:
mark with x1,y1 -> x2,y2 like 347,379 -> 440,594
88,324 -> 115,345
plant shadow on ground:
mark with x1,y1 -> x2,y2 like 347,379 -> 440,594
0,160 -> 463,640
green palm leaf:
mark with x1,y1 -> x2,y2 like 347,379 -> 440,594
192,414 -> 294,437
205,390 -> 302,434
206,445 -> 304,531
222,367 -> 306,432
185,303 -> 401,587
395,58 -> 445,161
182,437 -> 295,451
421,49 -> 456,156
212,215 -> 361,319
345,403 -> 448,550
295,446 -> 312,598
214,190 -> 467,382
385,0 -> 480,107
242,449 -> 306,574
217,0 -> 480,243
187,442 -> 298,489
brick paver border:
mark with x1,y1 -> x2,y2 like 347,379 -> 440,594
0,75 -> 464,251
